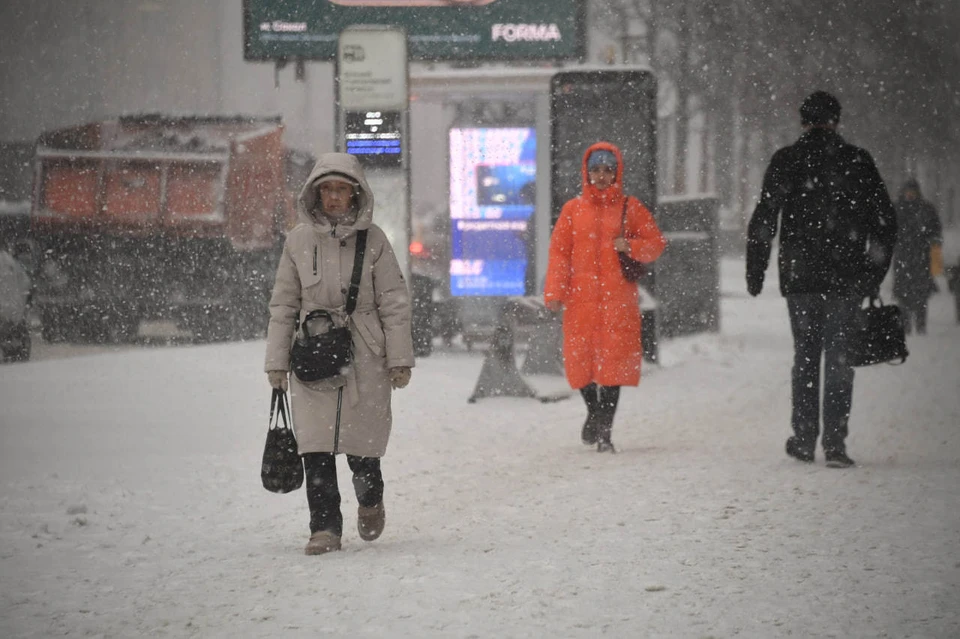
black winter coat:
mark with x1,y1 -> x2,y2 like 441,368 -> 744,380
892,195 -> 941,303
747,129 -> 898,297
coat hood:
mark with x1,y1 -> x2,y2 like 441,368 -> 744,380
581,141 -> 625,203
298,152 -> 374,232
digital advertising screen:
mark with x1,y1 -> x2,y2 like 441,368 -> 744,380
344,110 -> 403,168
449,127 -> 536,297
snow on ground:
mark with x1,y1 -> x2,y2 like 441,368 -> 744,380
1,257 -> 958,638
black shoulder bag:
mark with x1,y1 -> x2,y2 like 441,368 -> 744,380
617,197 -> 647,282
261,388 -> 303,494
845,296 -> 909,367
290,230 -> 367,382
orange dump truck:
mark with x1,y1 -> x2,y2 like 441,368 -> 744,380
30,114 -> 312,342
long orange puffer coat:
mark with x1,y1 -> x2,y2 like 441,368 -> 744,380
544,142 -> 666,390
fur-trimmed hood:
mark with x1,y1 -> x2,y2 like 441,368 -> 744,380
297,152 -> 374,233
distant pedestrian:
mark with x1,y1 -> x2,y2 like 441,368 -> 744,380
948,258 -> 960,324
746,91 -> 898,468
264,152 -> 414,555
892,178 -> 942,335
544,142 -> 666,453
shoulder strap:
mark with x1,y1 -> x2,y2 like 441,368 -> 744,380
620,196 -> 631,235
345,229 -> 368,316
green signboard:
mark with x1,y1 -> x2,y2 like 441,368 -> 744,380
243,0 -> 584,61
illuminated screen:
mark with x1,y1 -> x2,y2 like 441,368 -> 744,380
449,127 -> 536,297
345,110 -> 403,168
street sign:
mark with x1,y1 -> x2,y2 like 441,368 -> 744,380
336,26 -> 411,278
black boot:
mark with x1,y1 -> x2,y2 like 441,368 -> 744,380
824,448 -> 855,468
596,422 -> 616,453
581,415 -> 599,445
785,436 -> 815,463
595,386 -> 620,453
579,384 -> 600,445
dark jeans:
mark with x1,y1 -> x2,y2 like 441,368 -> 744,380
580,383 -> 621,441
302,453 -> 383,535
786,294 -> 859,454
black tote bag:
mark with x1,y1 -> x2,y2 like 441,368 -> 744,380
845,296 -> 909,367
261,388 -> 303,493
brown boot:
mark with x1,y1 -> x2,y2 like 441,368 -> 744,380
357,502 -> 385,541
304,530 -> 342,555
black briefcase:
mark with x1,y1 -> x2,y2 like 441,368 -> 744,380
846,297 -> 909,367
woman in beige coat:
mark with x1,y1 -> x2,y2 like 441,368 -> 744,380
264,152 -> 414,555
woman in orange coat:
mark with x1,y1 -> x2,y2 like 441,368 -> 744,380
544,142 -> 666,452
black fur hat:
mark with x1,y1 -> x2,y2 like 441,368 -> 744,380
800,91 -> 842,126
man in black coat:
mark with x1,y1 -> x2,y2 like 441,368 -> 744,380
893,178 -> 942,335
746,91 -> 898,468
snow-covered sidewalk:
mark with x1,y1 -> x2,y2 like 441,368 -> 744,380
1,258 -> 958,638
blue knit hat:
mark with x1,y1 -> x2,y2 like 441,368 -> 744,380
587,149 -> 617,170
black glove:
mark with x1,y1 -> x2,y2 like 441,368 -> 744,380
746,268 -> 764,297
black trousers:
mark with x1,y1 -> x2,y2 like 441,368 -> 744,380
302,453 -> 383,535
785,294 -> 859,454
580,383 -> 621,441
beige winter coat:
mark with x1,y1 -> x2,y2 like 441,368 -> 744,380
264,153 -> 414,457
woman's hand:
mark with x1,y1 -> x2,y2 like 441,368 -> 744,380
545,300 -> 564,313
388,366 -> 412,389
267,370 -> 288,392
613,237 -> 630,254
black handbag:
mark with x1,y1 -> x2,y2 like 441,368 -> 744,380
846,296 -> 909,367
617,197 -> 646,282
291,310 -> 353,382
290,230 -> 367,383
261,388 -> 303,494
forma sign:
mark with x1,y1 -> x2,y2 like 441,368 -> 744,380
243,0 -> 583,61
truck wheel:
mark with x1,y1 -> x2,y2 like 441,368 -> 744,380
8,323 -> 31,361
64,311 -> 104,344
40,310 -> 66,343
107,315 -> 140,343
189,305 -> 235,343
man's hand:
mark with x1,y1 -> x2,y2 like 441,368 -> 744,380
388,366 -> 412,389
613,237 -> 630,254
545,300 -> 564,313
267,370 -> 288,392
746,269 -> 764,297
